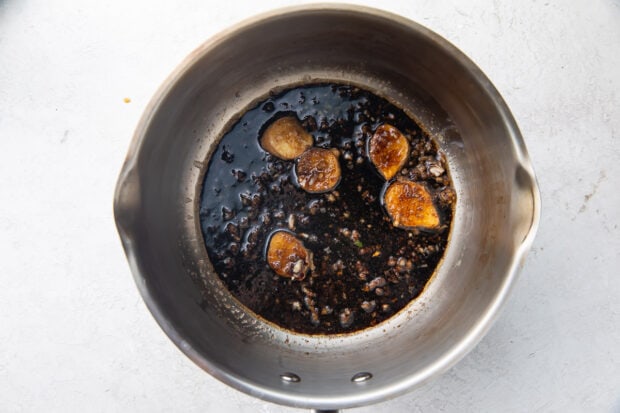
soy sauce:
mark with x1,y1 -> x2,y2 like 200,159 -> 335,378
199,84 -> 455,334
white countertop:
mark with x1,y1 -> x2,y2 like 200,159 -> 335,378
1,1 -> 619,411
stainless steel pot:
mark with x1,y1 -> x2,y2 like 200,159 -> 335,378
114,5 -> 540,411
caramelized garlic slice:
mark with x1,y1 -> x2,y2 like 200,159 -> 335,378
369,124 -> 409,180
266,230 -> 313,280
295,148 -> 341,193
383,180 -> 440,230
260,116 -> 313,160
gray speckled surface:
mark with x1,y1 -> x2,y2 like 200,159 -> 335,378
1,0 -> 619,411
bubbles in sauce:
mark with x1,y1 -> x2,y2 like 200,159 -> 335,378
199,84 -> 455,335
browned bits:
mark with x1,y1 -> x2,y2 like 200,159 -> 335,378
438,187 -> 457,206
309,311 -> 320,326
231,169 -> 246,182
221,206 -> 235,221
266,230 -> 313,280
260,116 -> 313,160
383,179 -> 440,230
321,305 -> 334,315
367,277 -> 387,291
295,148 -> 341,193
339,308 -> 355,328
228,242 -> 239,255
287,214 -> 296,230
360,300 -> 376,313
387,256 -> 397,267
426,161 -> 445,177
369,124 -> 410,180
224,222 -> 239,240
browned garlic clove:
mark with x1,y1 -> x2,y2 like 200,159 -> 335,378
260,116 -> 313,160
295,148 -> 341,193
369,124 -> 410,180
383,179 -> 440,230
266,230 -> 313,280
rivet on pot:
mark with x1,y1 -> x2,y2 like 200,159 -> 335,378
280,372 -> 301,383
351,372 -> 373,383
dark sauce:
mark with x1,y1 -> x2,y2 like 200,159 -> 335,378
199,84 -> 456,335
